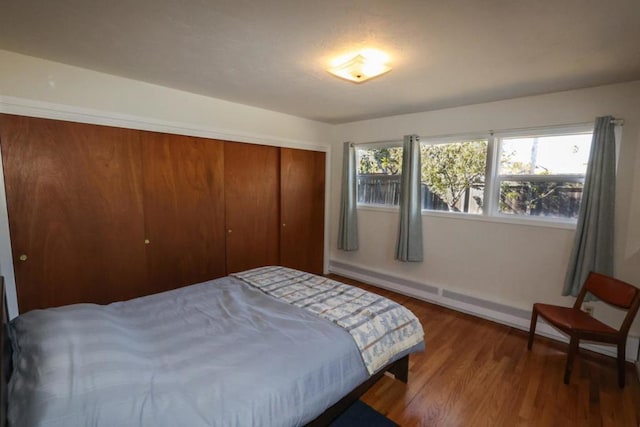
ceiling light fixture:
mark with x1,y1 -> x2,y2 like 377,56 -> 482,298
328,50 -> 391,83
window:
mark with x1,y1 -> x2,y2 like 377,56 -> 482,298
495,130 -> 592,219
355,140 -> 489,212
356,146 -> 403,206
420,139 -> 488,213
354,124 -> 594,223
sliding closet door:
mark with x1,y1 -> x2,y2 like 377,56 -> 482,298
141,132 -> 226,291
280,148 -> 325,274
0,114 -> 147,313
224,142 -> 279,273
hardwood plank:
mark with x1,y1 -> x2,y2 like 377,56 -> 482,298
327,274 -> 640,426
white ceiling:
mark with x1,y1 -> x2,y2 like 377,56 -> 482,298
1,0 -> 639,124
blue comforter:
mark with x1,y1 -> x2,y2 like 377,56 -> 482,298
9,276 -> 373,427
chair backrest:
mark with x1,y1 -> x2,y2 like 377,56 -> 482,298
575,272 -> 640,334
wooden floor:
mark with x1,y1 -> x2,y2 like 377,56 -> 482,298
329,275 -> 640,427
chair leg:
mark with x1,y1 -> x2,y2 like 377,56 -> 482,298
564,335 -> 579,385
527,307 -> 538,350
617,341 -> 626,388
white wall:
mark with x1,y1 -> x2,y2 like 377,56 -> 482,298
0,50 -> 332,148
329,81 -> 640,340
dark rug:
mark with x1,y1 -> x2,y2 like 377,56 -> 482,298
330,400 -> 399,427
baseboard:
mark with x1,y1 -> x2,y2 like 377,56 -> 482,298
329,260 -> 640,362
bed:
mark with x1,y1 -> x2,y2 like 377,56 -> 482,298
2,266 -> 424,426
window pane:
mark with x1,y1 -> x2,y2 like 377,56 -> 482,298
499,180 -> 583,218
420,140 -> 487,213
357,147 -> 402,206
497,131 -> 592,219
499,134 -> 591,175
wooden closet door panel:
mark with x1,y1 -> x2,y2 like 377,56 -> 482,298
0,114 -> 147,312
141,132 -> 226,291
224,142 -> 279,273
280,148 -> 325,274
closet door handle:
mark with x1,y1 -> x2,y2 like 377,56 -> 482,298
144,239 -> 150,245
19,254 -> 28,261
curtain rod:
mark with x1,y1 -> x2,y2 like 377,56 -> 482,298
488,118 -> 624,136
351,117 -> 624,146
350,138 -> 402,147
488,121 -> 593,136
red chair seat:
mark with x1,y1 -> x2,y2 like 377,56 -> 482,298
533,303 -> 617,335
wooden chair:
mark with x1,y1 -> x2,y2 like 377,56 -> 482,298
527,272 -> 640,387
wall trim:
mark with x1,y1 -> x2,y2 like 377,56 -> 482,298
329,260 -> 640,362
0,95 -> 329,152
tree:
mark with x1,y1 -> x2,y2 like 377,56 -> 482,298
420,141 -> 487,212
498,140 -> 577,217
358,147 -> 402,175
499,180 -> 582,217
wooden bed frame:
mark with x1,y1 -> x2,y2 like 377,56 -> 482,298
0,278 -> 410,426
306,355 -> 408,426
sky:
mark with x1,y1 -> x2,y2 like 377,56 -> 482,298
500,134 -> 592,175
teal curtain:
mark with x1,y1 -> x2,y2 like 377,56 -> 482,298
563,116 -> 616,297
338,142 -> 359,251
395,135 -> 423,262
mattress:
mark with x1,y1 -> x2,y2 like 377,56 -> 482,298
8,272 -> 423,426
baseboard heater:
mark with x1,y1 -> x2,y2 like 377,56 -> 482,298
329,260 -> 640,363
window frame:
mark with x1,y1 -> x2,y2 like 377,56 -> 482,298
419,133 -> 490,216
355,141 -> 404,209
486,124 -> 594,225
352,123 -> 597,229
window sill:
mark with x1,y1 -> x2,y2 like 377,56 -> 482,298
357,204 -> 399,214
356,204 -> 577,230
422,210 -> 577,230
